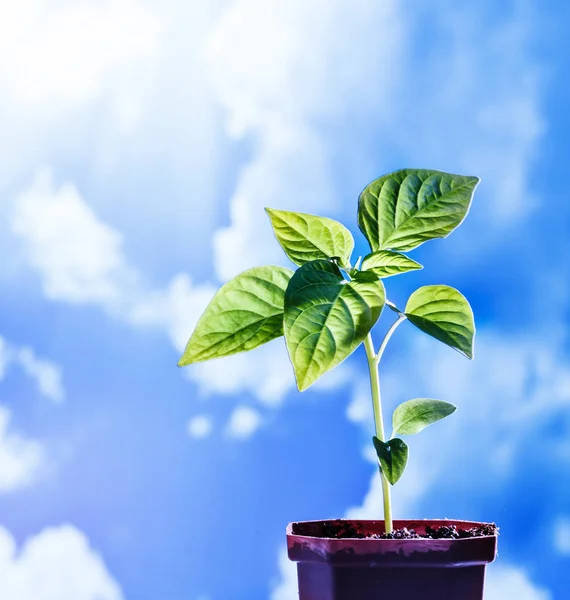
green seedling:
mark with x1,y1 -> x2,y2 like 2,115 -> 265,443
179,168 -> 478,533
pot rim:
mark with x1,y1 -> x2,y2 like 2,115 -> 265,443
287,519 -> 498,567
287,518 -> 497,541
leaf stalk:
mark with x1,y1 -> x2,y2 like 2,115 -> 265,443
375,313 -> 407,366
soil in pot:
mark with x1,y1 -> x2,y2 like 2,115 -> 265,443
310,519 -> 498,540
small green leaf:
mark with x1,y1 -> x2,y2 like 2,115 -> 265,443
358,169 -> 479,252
405,285 -> 475,359
392,398 -> 457,435
373,437 -> 408,485
178,266 -> 293,365
361,250 -> 423,278
284,259 -> 385,391
266,208 -> 354,267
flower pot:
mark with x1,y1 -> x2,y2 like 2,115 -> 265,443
287,519 -> 498,600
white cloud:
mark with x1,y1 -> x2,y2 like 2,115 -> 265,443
339,327 -> 570,523
0,406 -> 44,494
554,517 -> 570,556
205,0 -> 404,281
205,0 -> 543,284
187,416 -> 213,440
10,170 -> 300,406
16,347 -> 65,405
0,334 -> 65,405
0,337 -> 62,492
0,0 -> 161,114
391,5 -> 544,227
128,272 -> 303,405
0,524 -> 123,600
211,130 -> 338,281
188,342 -> 294,406
10,171 -> 216,375
185,332 -> 352,407
11,169 -> 137,307
8,171 -> 289,404
270,545 -> 297,600
206,0 -> 403,136
189,343 -> 352,412
345,332 -> 570,520
226,406 -> 262,440
346,380 -> 374,426
0,0 -> 164,197
10,170 -> 354,407
486,565 -> 550,600
129,273 -> 216,355
116,249 -> 351,406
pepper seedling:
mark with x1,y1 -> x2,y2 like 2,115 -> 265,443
179,168 -> 478,533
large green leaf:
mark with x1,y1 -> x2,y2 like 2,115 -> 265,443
178,266 -> 293,365
284,260 -> 385,391
361,250 -> 422,278
392,398 -> 457,436
405,285 -> 475,359
266,208 -> 354,267
373,437 -> 408,485
358,169 -> 479,252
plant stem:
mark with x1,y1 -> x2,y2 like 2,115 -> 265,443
364,314 -> 407,534
364,334 -> 393,533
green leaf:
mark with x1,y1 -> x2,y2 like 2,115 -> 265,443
405,285 -> 475,359
178,266 -> 294,365
284,260 -> 385,391
373,437 -> 408,485
266,208 -> 354,267
358,169 -> 479,252
361,250 -> 423,278
392,398 -> 457,436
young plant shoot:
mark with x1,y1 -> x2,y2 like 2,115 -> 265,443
179,168 -> 478,534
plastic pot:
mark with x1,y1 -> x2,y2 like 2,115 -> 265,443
287,519 -> 498,600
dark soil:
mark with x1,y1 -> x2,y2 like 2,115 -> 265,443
314,521 -> 498,540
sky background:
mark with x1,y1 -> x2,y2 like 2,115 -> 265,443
0,0 -> 569,598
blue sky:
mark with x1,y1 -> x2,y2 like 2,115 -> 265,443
0,0 -> 569,598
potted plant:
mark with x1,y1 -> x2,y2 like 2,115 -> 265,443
178,168 -> 498,599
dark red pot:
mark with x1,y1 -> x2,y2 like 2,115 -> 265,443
287,519 -> 498,600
